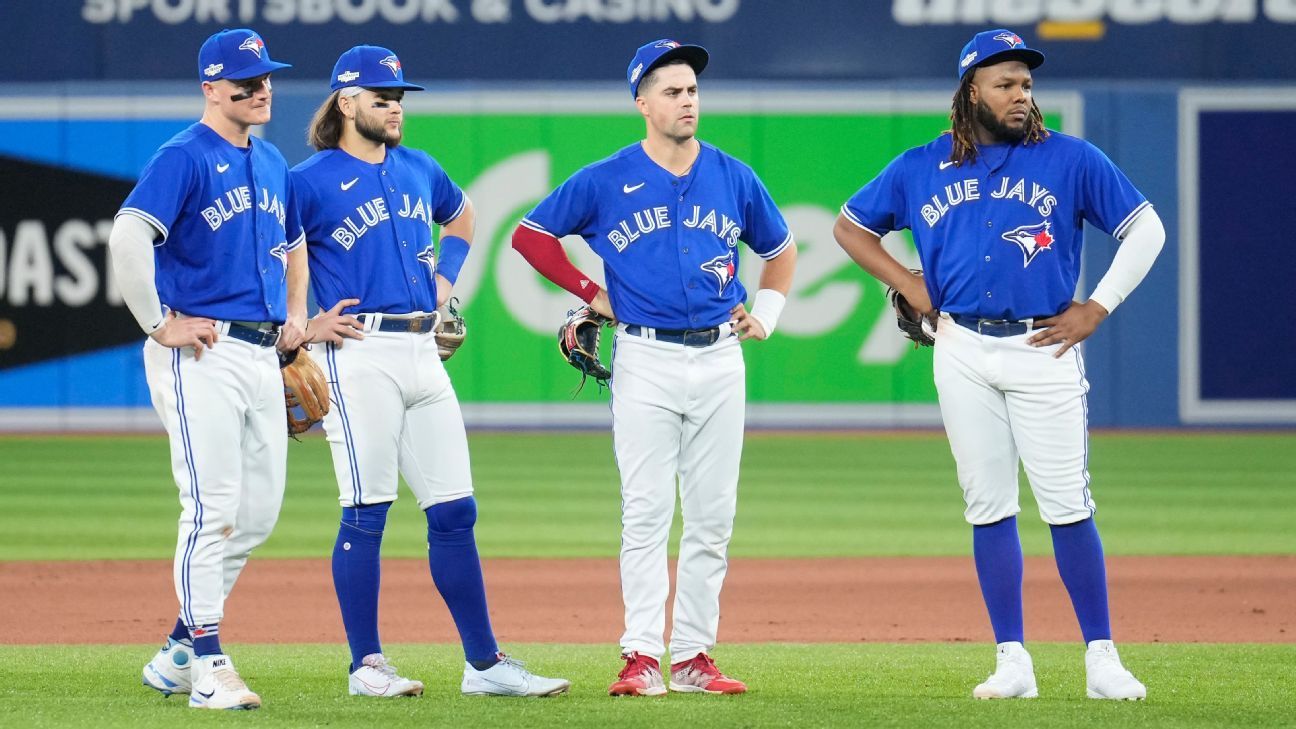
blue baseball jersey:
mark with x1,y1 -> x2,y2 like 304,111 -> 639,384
117,122 -> 303,323
842,131 -> 1150,320
522,141 -> 792,330
292,146 -> 466,315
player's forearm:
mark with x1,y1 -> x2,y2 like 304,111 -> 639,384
442,196 -> 475,243
757,241 -> 797,295
286,244 -> 309,318
510,224 -> 600,303
108,214 -> 167,334
1088,207 -> 1165,315
833,215 -> 916,294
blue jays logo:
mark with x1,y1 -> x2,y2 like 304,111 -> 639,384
1001,221 -> 1055,267
270,241 -> 288,274
380,55 -> 402,77
239,36 -> 265,58
417,245 -> 437,280
993,32 -> 1023,48
655,40 -> 680,49
700,252 -> 735,295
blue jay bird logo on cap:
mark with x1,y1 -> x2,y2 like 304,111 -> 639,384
701,252 -> 735,294
1001,221 -> 1055,267
993,31 -> 1024,48
380,55 -> 402,77
655,40 -> 680,49
239,36 -> 265,58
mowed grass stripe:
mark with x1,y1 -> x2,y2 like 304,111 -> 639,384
0,643 -> 1292,728
1,432 -> 1293,560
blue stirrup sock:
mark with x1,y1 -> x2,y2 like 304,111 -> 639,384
333,502 -> 390,671
168,617 -> 191,644
973,516 -> 1025,645
425,496 -> 499,666
190,624 -> 222,656
1050,517 -> 1113,644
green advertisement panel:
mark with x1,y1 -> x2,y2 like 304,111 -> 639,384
400,96 -> 1065,414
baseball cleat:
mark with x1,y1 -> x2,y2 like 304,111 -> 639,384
349,653 -> 424,697
609,651 -> 667,697
669,653 -> 747,694
1085,640 -> 1146,700
973,641 -> 1039,699
461,653 -> 570,697
187,654 -> 261,710
142,637 -> 194,696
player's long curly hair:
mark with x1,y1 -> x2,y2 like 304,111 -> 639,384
946,73 -> 1048,167
307,91 -> 345,151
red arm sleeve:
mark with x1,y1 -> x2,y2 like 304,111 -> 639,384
510,225 -> 600,303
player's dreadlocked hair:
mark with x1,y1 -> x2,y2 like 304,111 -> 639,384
946,73 -> 1048,167
307,91 -> 345,151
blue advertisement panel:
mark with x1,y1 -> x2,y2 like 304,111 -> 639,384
10,1 -> 1296,82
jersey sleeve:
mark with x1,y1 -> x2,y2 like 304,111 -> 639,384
426,154 -> 467,225
284,173 -> 305,251
116,146 -> 198,242
520,168 -> 596,239
1079,141 -> 1150,240
742,171 -> 793,261
841,154 -> 909,237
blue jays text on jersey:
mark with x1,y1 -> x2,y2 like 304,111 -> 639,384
522,142 -> 792,330
292,146 -> 466,316
842,131 -> 1149,321
116,122 -> 303,323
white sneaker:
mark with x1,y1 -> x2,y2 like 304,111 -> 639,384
188,654 -> 261,710
973,642 -> 1039,699
461,653 -> 571,697
142,637 -> 193,696
349,654 -> 424,697
1086,640 -> 1147,700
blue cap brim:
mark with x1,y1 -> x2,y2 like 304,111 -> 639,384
355,80 -> 425,91
964,48 -> 1044,78
225,59 -> 292,80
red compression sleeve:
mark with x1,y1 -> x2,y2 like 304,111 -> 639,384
510,225 -> 600,303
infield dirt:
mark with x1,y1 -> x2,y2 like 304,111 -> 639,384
3,556 -> 1293,645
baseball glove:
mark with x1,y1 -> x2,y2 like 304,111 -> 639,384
887,271 -> 937,348
558,305 -> 612,393
435,298 -> 466,361
280,348 -> 330,436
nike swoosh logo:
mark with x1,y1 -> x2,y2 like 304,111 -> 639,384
216,163 -> 230,173
623,182 -> 645,193
341,178 -> 359,191
480,675 -> 528,692
197,689 -> 216,699
939,161 -> 955,170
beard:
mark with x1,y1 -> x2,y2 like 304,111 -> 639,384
974,99 -> 1028,143
356,111 -> 400,147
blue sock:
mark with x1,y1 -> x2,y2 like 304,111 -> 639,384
426,497 -> 499,664
168,617 -> 191,644
190,624 -> 221,656
1050,517 -> 1112,644
332,502 -> 390,671
973,516 -> 1025,645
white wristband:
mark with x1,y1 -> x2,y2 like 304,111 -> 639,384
748,288 -> 787,338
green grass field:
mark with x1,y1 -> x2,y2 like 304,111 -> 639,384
2,431 -> 1294,727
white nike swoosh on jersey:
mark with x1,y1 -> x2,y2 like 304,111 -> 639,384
623,182 -> 645,193
341,178 -> 359,191
938,161 -> 956,170
216,163 -> 230,173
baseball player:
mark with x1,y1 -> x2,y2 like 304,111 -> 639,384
833,29 -> 1164,700
511,39 -> 798,696
291,45 -> 569,699
108,29 -> 305,710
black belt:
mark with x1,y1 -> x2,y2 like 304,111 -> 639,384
623,324 -> 722,348
362,312 -> 439,334
949,313 -> 1045,338
226,321 -> 280,347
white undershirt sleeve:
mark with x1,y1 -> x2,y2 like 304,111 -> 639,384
108,214 -> 167,335
1087,207 -> 1166,315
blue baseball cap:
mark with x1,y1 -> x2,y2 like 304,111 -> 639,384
957,29 -> 1045,79
627,39 -> 708,98
330,45 -> 425,92
198,29 -> 291,82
